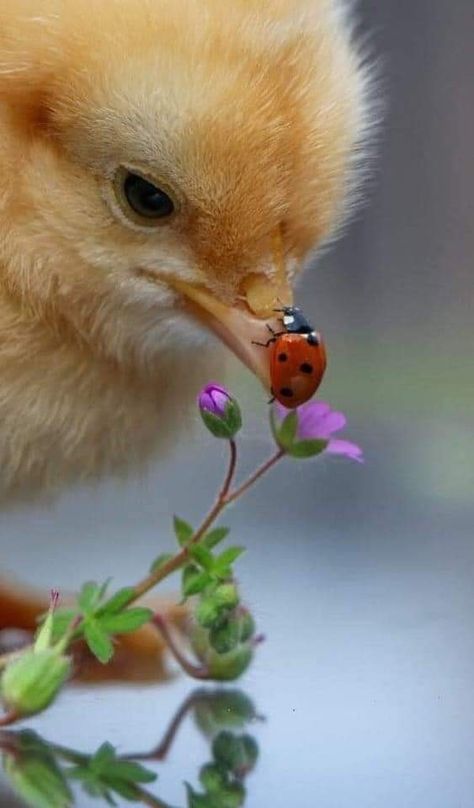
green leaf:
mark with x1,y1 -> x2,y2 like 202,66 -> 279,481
215,547 -> 245,572
273,410 -> 298,451
182,565 -> 212,598
90,742 -> 116,769
101,587 -> 135,615
98,579 -> 111,601
203,526 -> 230,549
100,760 -> 157,785
70,743 -> 157,806
99,608 -> 153,635
173,515 -> 194,546
189,544 -> 215,572
149,553 -> 174,573
287,438 -> 328,459
78,582 -> 103,614
84,619 -> 114,664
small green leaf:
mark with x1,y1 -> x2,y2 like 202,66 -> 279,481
189,544 -> 215,572
98,579 -> 111,601
215,547 -> 245,572
99,608 -> 153,635
84,620 -> 114,664
287,438 -> 328,458
203,526 -> 230,549
173,515 -> 194,546
91,742 -> 116,768
101,760 -> 157,785
78,582 -> 102,614
149,553 -> 174,573
101,587 -> 135,615
273,410 -> 298,451
182,566 -> 212,598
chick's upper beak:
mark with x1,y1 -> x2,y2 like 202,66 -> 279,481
171,230 -> 293,391
173,279 -> 288,389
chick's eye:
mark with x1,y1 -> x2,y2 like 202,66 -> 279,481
123,172 -> 175,219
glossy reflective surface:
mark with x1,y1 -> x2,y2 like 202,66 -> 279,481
1,0 -> 474,805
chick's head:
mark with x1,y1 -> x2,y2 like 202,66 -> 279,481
3,0 -> 372,380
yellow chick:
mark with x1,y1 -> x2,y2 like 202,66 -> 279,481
0,0 -> 372,633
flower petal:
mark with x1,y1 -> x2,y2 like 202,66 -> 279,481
326,439 -> 364,463
317,410 -> 347,437
296,401 -> 333,439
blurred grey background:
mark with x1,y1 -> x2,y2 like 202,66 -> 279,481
1,0 -> 473,806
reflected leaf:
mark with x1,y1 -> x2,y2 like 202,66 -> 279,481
0,687 -> 260,808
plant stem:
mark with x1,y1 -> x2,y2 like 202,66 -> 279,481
152,615 -> 210,680
225,448 -> 285,504
128,443 -> 285,605
129,440 -> 237,602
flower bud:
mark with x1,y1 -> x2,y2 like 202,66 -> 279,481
213,583 -> 239,611
198,383 -> 242,440
199,762 -> 228,793
194,691 -> 257,738
191,624 -> 253,682
2,731 -> 73,808
195,597 -> 222,629
209,616 -> 240,655
212,731 -> 256,777
1,649 -> 71,719
236,609 -> 256,643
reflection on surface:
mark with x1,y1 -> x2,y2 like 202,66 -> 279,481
0,689 -> 260,807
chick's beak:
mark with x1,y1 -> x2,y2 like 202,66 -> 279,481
172,229 -> 293,392
172,278 -> 291,390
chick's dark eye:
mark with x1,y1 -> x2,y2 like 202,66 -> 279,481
123,172 -> 175,219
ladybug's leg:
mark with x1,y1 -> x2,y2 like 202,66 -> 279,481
252,336 -> 276,348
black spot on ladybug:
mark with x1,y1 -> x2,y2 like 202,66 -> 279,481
300,363 -> 313,374
279,387 -> 294,398
278,352 -> 288,362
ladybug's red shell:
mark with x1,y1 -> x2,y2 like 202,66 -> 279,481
270,333 -> 327,408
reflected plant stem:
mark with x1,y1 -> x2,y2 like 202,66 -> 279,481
126,441 -> 285,606
127,690 -> 203,762
0,710 -> 18,727
135,788 -> 174,808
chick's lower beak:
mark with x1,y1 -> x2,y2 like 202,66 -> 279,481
173,274 -> 292,391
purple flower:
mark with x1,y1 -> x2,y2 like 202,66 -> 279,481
273,400 -> 364,462
198,383 -> 233,417
198,383 -> 242,439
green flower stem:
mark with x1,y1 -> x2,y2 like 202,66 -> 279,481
129,440 -> 238,603
128,443 -> 285,605
224,448 -> 286,505
152,614 -> 211,681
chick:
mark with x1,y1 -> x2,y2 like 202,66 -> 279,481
0,0 -> 372,634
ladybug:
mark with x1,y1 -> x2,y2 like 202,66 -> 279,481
254,306 -> 327,408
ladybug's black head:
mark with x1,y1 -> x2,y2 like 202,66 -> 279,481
275,305 -> 314,335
